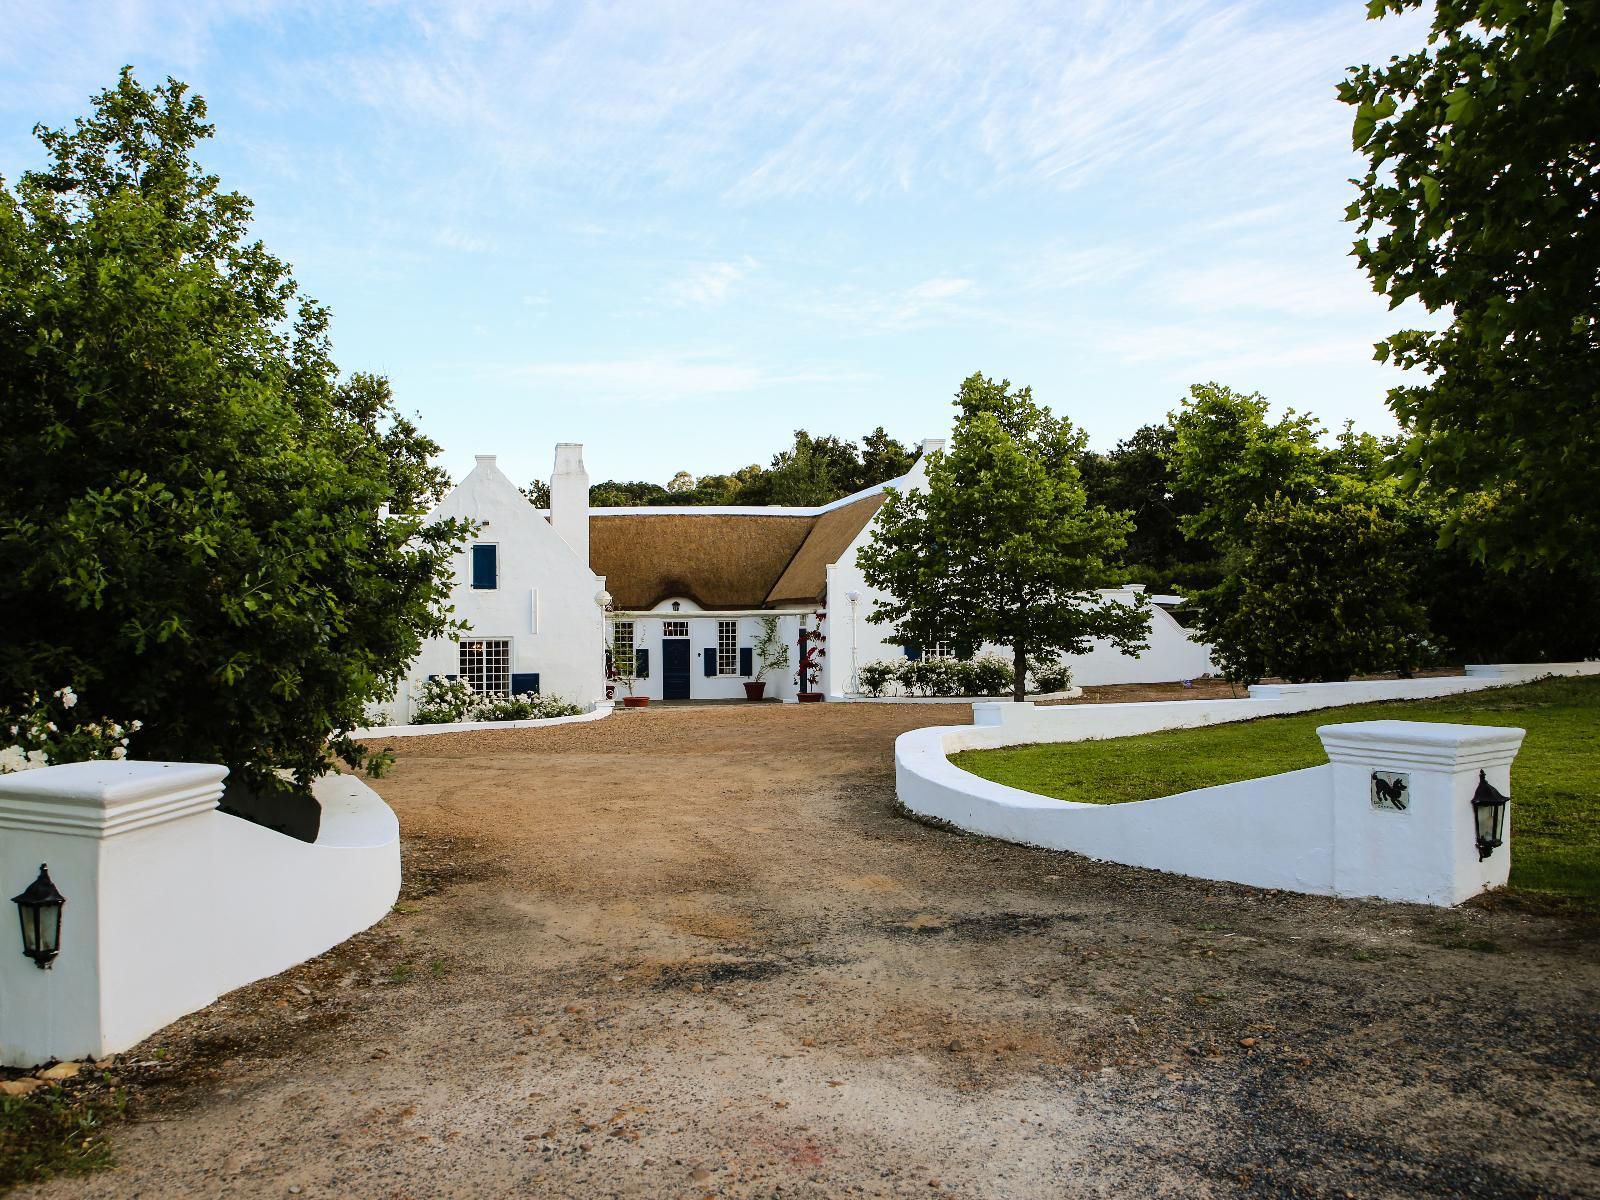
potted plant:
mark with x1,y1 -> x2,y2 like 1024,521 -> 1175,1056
745,615 -> 790,701
609,627 -> 648,708
795,611 -> 827,702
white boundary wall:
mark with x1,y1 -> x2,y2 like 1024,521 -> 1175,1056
352,700 -> 613,740
0,763 -> 399,1067
897,662 -> 1598,905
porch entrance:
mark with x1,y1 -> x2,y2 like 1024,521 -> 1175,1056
662,637 -> 692,700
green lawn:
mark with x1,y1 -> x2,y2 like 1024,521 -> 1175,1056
951,675 -> 1600,902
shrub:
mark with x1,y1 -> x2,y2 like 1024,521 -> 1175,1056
1032,661 -> 1074,694
959,655 -> 1015,696
857,661 -> 899,697
1,686 -> 142,773
471,693 -> 582,721
413,677 -> 474,724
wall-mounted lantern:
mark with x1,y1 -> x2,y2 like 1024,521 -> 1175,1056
595,588 -> 613,612
1471,770 -> 1510,862
12,864 -> 64,969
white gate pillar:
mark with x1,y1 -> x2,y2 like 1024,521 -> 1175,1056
1318,720 -> 1524,906
0,762 -> 226,1066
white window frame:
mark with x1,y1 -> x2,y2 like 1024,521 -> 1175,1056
611,621 -> 635,676
717,620 -> 739,675
459,637 -> 512,695
662,619 -> 689,638
925,639 -> 955,662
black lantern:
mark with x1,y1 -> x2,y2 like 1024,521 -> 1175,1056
12,864 -> 64,969
1471,771 -> 1510,862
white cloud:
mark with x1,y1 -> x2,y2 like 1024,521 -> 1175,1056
665,257 -> 758,306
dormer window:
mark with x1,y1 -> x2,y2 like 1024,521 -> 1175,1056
471,544 -> 498,590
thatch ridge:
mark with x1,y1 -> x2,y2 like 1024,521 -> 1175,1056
765,492 -> 886,606
589,511 -> 816,610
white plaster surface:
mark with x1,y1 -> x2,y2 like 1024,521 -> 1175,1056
896,663 -> 1596,905
352,701 -> 613,740
395,450 -> 608,721
0,763 -> 399,1067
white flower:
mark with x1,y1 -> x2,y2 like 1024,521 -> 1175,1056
45,722 -> 56,733
110,746 -> 127,760
55,687 -> 78,709
130,720 -> 144,732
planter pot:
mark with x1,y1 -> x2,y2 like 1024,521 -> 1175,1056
743,681 -> 768,702
622,695 -> 650,709
797,692 -> 824,704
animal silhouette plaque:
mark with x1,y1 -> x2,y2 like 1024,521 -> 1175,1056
1370,771 -> 1409,812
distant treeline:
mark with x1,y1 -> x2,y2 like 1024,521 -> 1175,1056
529,428 -> 918,509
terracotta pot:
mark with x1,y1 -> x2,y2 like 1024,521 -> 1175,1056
797,692 -> 824,704
622,695 -> 650,708
743,681 -> 767,701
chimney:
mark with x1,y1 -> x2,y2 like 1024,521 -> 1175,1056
549,443 -> 590,564
918,438 -> 947,459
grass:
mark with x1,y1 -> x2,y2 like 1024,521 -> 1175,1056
951,675 -> 1600,902
0,1087 -> 125,1190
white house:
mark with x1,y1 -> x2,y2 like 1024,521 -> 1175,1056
388,440 -> 1215,718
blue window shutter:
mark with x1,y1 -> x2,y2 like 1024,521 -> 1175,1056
703,647 -> 718,676
635,649 -> 649,678
511,672 -> 540,695
471,544 -> 498,589
739,647 -> 754,677
904,644 -> 922,661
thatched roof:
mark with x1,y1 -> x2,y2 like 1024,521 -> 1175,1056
765,492 -> 885,606
589,512 -> 815,610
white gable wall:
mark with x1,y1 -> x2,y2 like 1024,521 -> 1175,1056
391,454 -> 607,721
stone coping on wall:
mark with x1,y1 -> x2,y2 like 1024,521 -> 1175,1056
351,701 -> 614,740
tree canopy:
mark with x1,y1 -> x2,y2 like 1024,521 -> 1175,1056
858,373 -> 1150,701
1343,0 -> 1600,572
572,427 -> 916,509
0,69 -> 466,817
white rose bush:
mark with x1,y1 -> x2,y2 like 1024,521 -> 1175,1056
0,686 -> 142,774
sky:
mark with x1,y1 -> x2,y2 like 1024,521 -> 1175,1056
0,0 -> 1435,490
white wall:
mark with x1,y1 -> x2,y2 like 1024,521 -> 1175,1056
894,663 -> 1599,904
395,454 -> 607,720
0,763 -> 399,1067
613,602 -> 802,701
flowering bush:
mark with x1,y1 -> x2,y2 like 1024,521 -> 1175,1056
1030,661 -> 1074,693
412,677 -> 582,725
1,686 -> 142,773
852,656 -> 1018,697
413,677 -> 475,724
795,611 -> 827,692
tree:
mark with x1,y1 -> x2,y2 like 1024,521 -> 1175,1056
1343,0 -> 1600,572
0,69 -> 467,824
524,479 -> 551,507
858,373 -> 1150,701
1078,423 -> 1217,593
1167,384 -> 1435,683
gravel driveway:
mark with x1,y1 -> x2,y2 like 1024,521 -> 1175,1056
26,701 -> 1600,1199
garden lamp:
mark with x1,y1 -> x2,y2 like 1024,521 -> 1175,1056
1471,770 -> 1509,862
13,864 -> 64,969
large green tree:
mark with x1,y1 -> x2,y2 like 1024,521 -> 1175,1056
0,70 -> 467,820
1343,0 -> 1600,571
1167,384 -> 1436,683
858,373 -> 1150,701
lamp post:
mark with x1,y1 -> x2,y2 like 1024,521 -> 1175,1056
846,590 -> 862,694
1471,770 -> 1510,861
12,864 -> 64,970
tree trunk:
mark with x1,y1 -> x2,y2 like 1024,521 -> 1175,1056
1012,643 -> 1027,702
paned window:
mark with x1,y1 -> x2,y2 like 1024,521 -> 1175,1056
459,638 -> 511,694
926,638 -> 955,662
718,620 -> 739,674
611,621 -> 635,676
662,620 -> 689,638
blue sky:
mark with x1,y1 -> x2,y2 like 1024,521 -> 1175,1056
2,0 -> 1433,490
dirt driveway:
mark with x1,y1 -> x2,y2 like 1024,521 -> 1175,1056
26,702 -> 1600,1199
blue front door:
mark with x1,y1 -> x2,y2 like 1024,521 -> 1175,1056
662,638 -> 691,700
